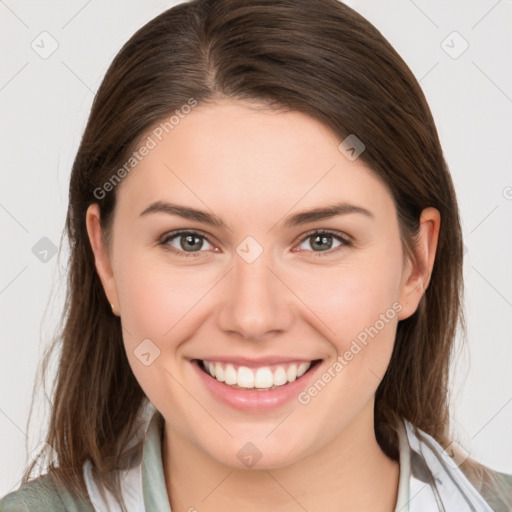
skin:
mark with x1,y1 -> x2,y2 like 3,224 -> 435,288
86,99 -> 440,512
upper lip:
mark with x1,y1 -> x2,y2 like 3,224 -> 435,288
193,356 -> 321,368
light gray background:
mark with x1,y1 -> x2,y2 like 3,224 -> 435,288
1,0 -> 511,497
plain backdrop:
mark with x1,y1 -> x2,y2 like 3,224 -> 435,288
1,0 -> 511,497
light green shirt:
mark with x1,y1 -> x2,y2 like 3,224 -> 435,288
1,404 -> 511,511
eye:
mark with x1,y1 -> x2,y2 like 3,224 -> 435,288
160,230 -> 215,258
295,229 -> 352,256
159,228 -> 352,259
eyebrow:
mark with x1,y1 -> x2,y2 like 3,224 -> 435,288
139,200 -> 373,229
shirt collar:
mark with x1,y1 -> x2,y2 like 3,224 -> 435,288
397,417 -> 494,511
141,407 -> 172,511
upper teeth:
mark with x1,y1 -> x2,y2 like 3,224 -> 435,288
202,360 -> 312,389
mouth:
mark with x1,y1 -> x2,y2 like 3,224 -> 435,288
193,358 -> 323,391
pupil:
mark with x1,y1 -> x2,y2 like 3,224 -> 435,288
183,234 -> 202,251
312,234 -> 331,251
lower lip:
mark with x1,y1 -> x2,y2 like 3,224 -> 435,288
191,359 -> 322,412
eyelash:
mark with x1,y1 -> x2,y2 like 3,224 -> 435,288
159,229 -> 353,259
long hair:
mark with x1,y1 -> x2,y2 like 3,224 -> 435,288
20,0 -> 504,509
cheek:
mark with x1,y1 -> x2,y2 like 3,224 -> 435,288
287,245 -> 404,399
115,249 -> 205,337
293,256 -> 403,342
114,252 -> 222,386
115,256 -> 204,412
290,260 -> 403,429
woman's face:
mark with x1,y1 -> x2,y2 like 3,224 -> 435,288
87,99 -> 433,469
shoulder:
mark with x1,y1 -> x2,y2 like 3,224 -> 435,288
463,465 -> 512,512
0,474 -> 94,512
401,419 -> 512,511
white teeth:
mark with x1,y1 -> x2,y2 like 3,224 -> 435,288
273,366 -> 287,386
286,365 -> 297,382
214,362 -> 225,382
224,364 -> 237,385
254,368 -> 273,388
237,367 -> 254,388
201,360 -> 313,390
297,362 -> 310,377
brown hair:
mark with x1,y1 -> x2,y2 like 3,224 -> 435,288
20,0 -> 505,509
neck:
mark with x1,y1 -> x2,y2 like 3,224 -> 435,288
162,401 -> 399,512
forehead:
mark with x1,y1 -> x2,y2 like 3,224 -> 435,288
114,100 -> 394,223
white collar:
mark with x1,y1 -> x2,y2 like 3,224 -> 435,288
397,417 -> 494,511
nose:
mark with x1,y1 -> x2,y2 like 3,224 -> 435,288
216,245 -> 294,341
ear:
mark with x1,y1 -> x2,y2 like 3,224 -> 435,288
85,203 -> 120,315
397,207 -> 440,321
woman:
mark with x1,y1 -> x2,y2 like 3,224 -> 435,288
1,0 -> 511,510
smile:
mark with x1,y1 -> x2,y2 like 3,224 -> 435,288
200,359 -> 317,390
191,358 -> 323,411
